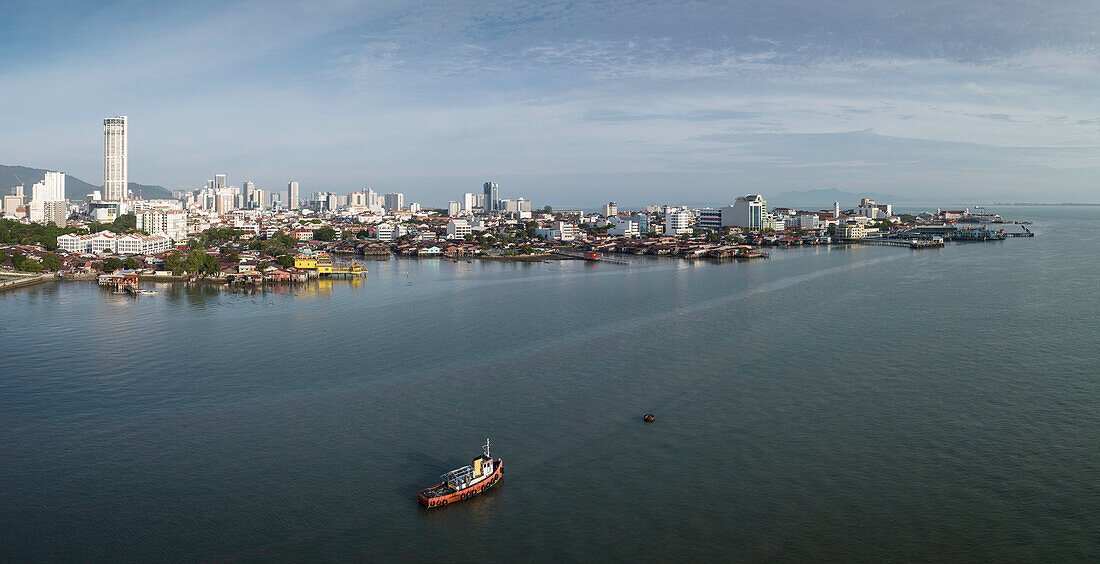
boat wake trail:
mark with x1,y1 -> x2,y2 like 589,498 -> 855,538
466,252 -> 909,370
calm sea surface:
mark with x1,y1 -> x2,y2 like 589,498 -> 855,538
2,206 -> 1098,561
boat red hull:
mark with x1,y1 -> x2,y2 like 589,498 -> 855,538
418,459 -> 503,508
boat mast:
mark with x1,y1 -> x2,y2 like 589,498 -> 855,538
483,438 -> 491,458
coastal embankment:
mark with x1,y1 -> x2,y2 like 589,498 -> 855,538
0,273 -> 53,293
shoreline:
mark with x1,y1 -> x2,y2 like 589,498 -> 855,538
0,273 -> 53,293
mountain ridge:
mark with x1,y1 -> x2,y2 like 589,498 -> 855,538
0,164 -> 171,201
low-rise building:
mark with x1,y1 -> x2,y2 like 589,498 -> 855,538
57,231 -> 171,254
835,222 -> 867,239
446,219 -> 471,239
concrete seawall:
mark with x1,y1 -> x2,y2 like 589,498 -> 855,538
0,273 -> 53,293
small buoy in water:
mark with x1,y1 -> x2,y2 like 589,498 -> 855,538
643,413 -> 655,422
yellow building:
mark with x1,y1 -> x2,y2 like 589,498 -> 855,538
292,252 -> 365,277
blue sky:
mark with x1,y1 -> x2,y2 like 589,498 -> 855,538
2,0 -> 1099,206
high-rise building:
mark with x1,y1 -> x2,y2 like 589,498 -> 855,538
602,202 -> 618,217
448,201 -> 461,216
103,116 -> 128,202
730,194 -> 767,229
215,192 -> 233,214
29,174 -> 67,226
288,181 -> 299,210
243,181 -> 255,208
214,174 -> 227,191
254,189 -> 266,209
462,192 -> 478,212
384,192 -> 404,212
32,172 -> 65,202
483,181 -> 499,212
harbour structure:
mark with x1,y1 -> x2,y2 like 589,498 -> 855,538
103,116 -> 127,202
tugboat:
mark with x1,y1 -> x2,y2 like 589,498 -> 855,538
418,439 -> 503,508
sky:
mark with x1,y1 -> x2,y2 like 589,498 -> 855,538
1,0 -> 1099,206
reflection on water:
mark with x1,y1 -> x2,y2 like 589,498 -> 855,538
1,207 -> 1098,561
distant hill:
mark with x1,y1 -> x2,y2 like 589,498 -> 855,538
0,164 -> 171,201
128,182 -> 172,200
771,187 -> 916,208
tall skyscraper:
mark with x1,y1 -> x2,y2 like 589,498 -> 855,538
103,116 -> 127,202
214,174 -> 227,191
288,181 -> 299,210
483,181 -> 499,212
243,181 -> 255,208
384,192 -> 404,212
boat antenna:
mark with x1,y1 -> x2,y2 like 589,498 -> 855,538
483,438 -> 491,458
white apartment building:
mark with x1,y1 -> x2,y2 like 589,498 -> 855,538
602,202 -> 618,217
448,201 -> 461,216
375,222 -> 396,241
664,210 -> 693,236
57,231 -> 172,254
608,217 -> 640,237
536,221 -> 579,241
446,219 -> 472,239
462,192 -> 478,212
136,209 -> 187,241
114,233 -> 173,255
790,214 -> 820,230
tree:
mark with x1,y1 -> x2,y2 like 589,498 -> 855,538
111,214 -> 137,233
183,249 -> 207,274
164,252 -> 185,275
315,226 -> 337,242
103,257 -> 123,271
17,258 -> 42,272
276,254 -> 294,268
41,253 -> 60,271
124,257 -> 140,270
0,250 -> 8,265
203,253 -> 220,275
356,230 -> 369,239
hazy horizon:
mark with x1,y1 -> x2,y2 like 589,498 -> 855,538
3,1 -> 1099,206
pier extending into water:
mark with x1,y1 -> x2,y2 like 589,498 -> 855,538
551,250 -> 631,264
855,238 -> 946,249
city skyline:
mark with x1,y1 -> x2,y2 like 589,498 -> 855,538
2,1 -> 1100,205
